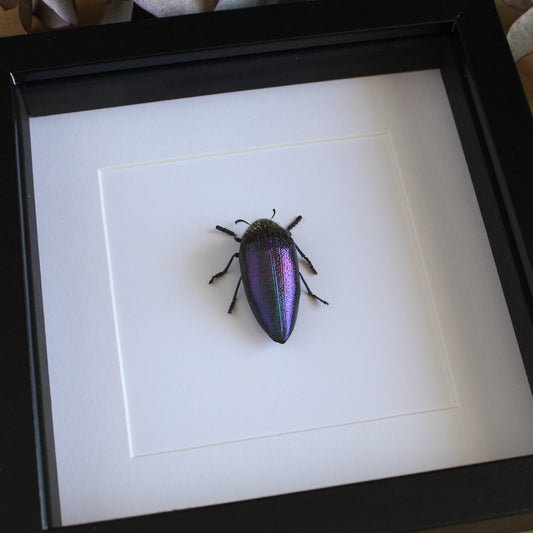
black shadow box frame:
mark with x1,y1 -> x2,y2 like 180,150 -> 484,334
1,0 -> 533,531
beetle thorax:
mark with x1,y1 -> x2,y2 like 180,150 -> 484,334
242,218 -> 286,239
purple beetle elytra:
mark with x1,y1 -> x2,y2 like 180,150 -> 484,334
209,210 -> 328,344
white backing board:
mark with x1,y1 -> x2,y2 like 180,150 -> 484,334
29,69 -> 533,526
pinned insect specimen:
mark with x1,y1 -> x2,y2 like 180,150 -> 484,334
209,210 -> 328,343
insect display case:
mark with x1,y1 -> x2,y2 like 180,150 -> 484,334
1,0 -> 533,531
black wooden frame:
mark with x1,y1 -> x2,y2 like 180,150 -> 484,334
1,1 -> 533,531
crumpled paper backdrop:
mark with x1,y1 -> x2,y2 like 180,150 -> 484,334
503,0 -> 533,111
506,0 -> 533,60
0,0 -> 298,31
134,0 -> 291,17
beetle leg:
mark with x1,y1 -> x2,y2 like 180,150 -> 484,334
216,225 -> 241,243
286,215 -> 302,232
228,277 -> 242,314
300,273 -> 329,305
209,253 -> 239,284
295,243 -> 318,274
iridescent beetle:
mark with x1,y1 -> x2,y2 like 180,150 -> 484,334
209,210 -> 328,343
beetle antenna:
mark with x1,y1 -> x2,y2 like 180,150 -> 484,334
271,208 -> 276,219
286,215 -> 302,232
234,218 -> 249,225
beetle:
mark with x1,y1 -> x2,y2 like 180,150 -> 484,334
209,210 -> 328,344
